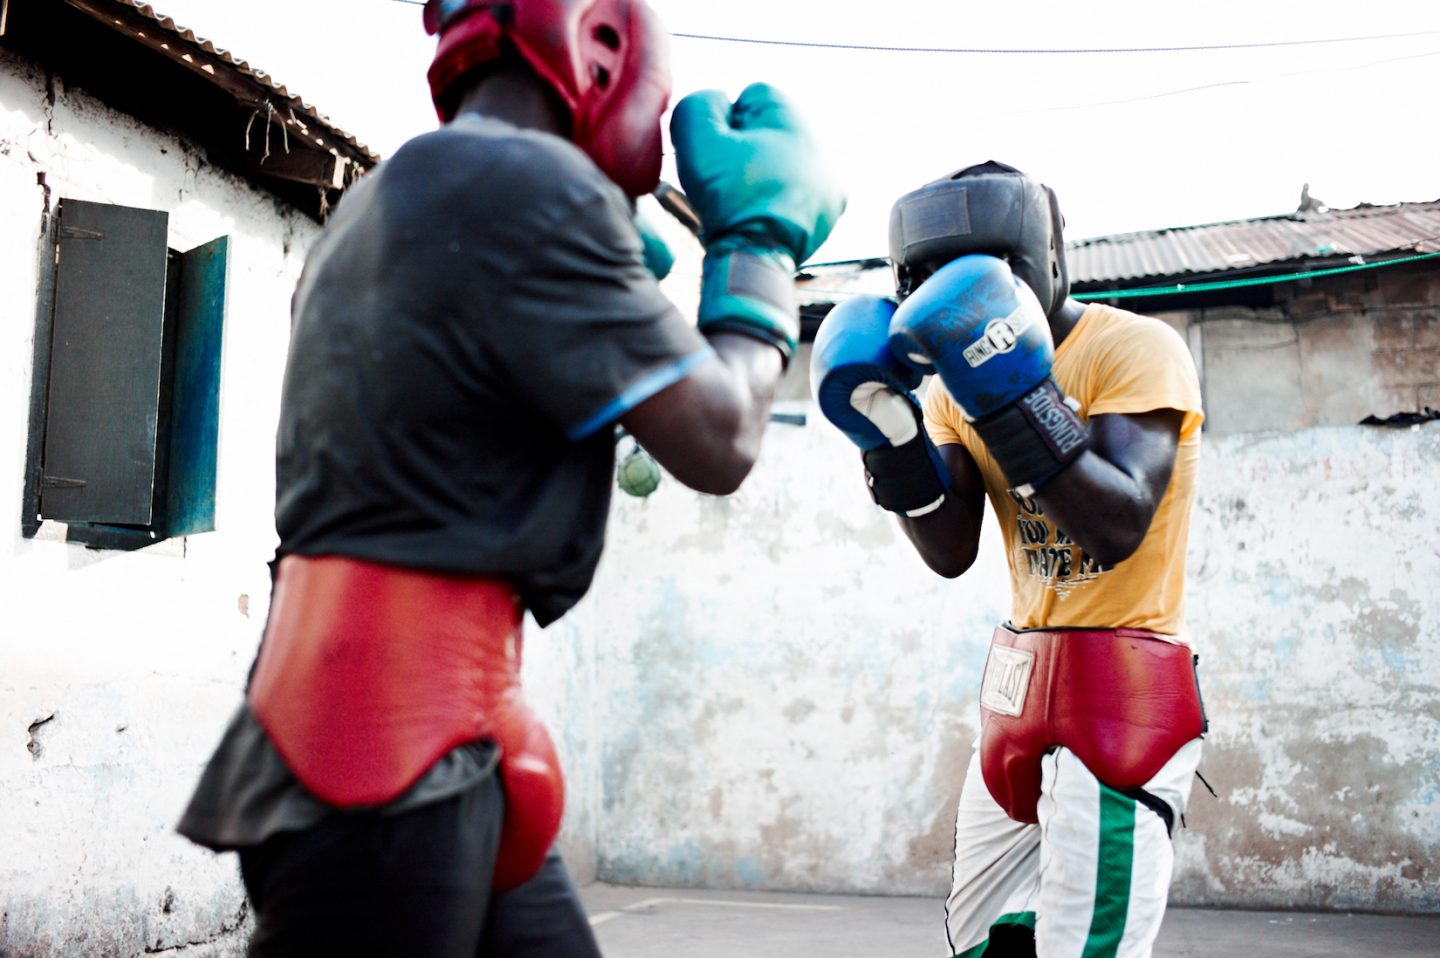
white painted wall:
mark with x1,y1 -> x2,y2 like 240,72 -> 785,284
575,409 -> 1440,914
565,383 -> 1009,895
0,52 -> 590,956
0,50 -> 306,956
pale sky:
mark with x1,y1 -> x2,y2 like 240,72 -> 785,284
151,0 -> 1440,263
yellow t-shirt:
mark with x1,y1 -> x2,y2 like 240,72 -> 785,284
923,303 -> 1204,637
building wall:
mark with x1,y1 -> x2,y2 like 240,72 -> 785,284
1173,263 -> 1440,435
0,52 -> 594,956
578,394 -> 1440,913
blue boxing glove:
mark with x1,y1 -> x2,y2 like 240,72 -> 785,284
811,295 -> 949,516
671,83 -> 846,363
889,254 -> 1088,496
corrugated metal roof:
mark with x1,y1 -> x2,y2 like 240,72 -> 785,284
795,258 -> 894,307
89,0 -> 379,167
797,200 -> 1440,304
1069,200 -> 1440,286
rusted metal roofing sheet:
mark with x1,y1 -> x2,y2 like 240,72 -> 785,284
1068,201 -> 1440,286
797,201 -> 1440,304
795,258 -> 894,307
73,0 -> 379,168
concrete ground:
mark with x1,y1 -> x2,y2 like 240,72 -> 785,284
582,883 -> 1440,957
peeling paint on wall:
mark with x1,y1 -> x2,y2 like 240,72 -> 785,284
566,408 -> 1011,897
569,418 -> 1439,913
1175,425 -> 1440,912
26,711 -> 55,760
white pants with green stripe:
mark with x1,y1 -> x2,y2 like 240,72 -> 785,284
944,738 -> 1203,958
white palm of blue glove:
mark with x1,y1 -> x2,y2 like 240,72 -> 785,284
848,382 -> 920,447
851,382 -> 945,517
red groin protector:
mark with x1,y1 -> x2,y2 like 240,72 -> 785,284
978,624 -> 1205,824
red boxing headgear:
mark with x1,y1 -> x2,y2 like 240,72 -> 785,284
425,0 -> 672,197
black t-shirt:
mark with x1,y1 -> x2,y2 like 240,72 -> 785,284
274,114 -> 709,626
177,118 -> 709,852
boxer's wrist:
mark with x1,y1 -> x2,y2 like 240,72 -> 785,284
862,435 -> 948,517
973,378 -> 1089,496
697,240 -> 798,361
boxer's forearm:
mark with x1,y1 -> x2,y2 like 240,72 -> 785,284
1034,409 -> 1183,566
620,333 -> 781,496
897,442 -> 986,578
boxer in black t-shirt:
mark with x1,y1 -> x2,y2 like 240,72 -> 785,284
178,2 -> 844,954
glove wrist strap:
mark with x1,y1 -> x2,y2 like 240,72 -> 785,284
698,239 -> 798,362
862,434 -> 948,516
974,377 -> 1089,496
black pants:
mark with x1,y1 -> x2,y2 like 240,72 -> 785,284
238,774 -> 601,958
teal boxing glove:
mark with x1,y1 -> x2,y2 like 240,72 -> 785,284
670,82 -> 846,361
632,204 -> 675,282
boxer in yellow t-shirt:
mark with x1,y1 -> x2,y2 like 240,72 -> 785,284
811,162 -> 1207,958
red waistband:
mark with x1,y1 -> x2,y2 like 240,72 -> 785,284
248,555 -> 525,807
1001,624 -> 1182,643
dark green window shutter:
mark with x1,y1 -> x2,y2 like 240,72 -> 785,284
41,199 -> 170,525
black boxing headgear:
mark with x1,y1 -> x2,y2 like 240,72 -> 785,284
889,161 -> 1070,317
424,0 -> 672,198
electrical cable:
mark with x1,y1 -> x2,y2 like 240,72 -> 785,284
385,2 -> 1440,56
1006,48 -> 1440,115
669,28 -> 1440,55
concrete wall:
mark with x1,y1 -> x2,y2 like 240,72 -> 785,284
1172,263 -> 1440,436
1175,425 -> 1439,912
576,389 -> 1440,914
570,393 -> 1008,896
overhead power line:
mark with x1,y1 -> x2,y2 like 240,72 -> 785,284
1006,48 -> 1440,115
384,4 -> 1439,54
671,28 -> 1440,55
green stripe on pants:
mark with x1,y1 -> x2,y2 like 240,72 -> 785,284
1081,786 -> 1136,958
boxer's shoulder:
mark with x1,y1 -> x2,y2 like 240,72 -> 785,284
383,116 -> 618,218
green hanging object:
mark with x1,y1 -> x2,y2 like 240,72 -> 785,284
617,444 -> 661,498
